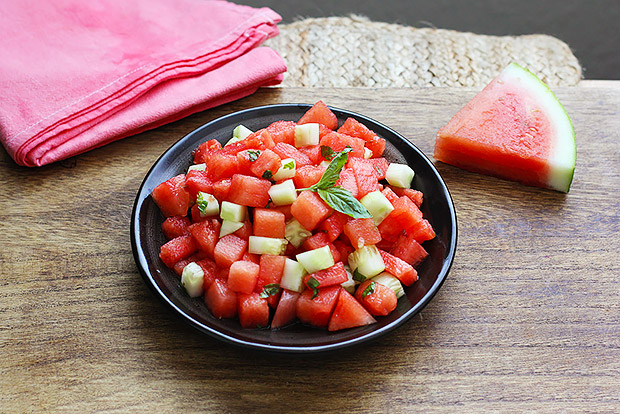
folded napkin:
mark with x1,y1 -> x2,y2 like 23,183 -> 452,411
0,0 -> 286,166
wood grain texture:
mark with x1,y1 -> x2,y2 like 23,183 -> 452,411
1,85 -> 619,413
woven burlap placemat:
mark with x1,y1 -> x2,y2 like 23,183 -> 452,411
265,16 -> 582,87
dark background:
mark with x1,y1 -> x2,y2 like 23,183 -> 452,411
240,0 -> 619,79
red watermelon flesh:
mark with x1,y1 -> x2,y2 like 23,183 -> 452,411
435,63 -> 576,192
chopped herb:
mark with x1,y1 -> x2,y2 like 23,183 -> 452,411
262,170 -> 273,180
352,268 -> 366,283
283,160 -> 295,170
375,166 -> 383,175
260,283 -> 280,298
362,281 -> 376,299
307,276 -> 320,299
320,145 -> 337,161
196,192 -> 209,215
247,150 -> 260,162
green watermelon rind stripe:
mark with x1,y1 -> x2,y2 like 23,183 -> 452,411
503,63 -> 576,193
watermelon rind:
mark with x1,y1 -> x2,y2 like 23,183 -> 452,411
502,63 -> 576,192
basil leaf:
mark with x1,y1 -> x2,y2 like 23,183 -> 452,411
362,281 -> 376,299
352,268 -> 366,283
320,145 -> 337,161
247,150 -> 260,162
317,187 -> 372,218
307,276 -> 320,289
311,148 -> 352,190
260,283 -> 280,298
307,276 -> 320,299
196,192 -> 209,215
262,170 -> 273,180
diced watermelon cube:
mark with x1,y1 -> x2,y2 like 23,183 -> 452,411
343,218 -> 382,250
212,178 -> 232,202
390,232 -> 429,266
256,254 -> 286,308
349,157 -> 381,198
290,190 -> 332,231
319,131 -> 365,158
205,278 -> 237,319
184,170 -> 214,201
318,211 -> 350,242
193,139 -> 221,164
295,285 -> 341,328
303,261 -> 348,289
228,260 -> 260,294
337,117 -> 386,157
236,149 -> 260,176
297,145 -> 323,165
272,143 -> 313,166
377,196 -> 424,242
378,249 -> 418,286
159,235 -> 197,268
328,288 -> 376,331
333,240 -> 354,266
267,120 -> 296,145
271,289 -> 300,329
206,152 -> 238,181
392,186 -> 424,208
220,128 -> 274,155
188,220 -> 218,258
354,279 -> 397,316
250,148 -> 281,179
381,186 -> 399,204
228,174 -> 272,207
370,158 -> 390,180
253,208 -> 286,238
335,167 -> 359,199
237,293 -> 270,328
161,216 -> 191,239
151,174 -> 190,217
233,220 -> 253,240
293,165 -> 326,189
213,234 -> 247,268
298,101 -> 338,130
195,258 -> 218,290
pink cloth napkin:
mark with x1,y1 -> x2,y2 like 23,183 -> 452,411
0,0 -> 286,166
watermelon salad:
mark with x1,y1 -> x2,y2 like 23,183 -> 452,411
150,101 -> 435,331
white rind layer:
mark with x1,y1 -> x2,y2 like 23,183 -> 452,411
500,63 -> 576,192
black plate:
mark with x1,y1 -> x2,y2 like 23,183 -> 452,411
131,104 -> 457,353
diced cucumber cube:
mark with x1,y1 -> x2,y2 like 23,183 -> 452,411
372,272 -> 405,299
360,190 -> 395,225
180,262 -> 204,297
294,123 -> 319,147
233,124 -> 253,140
196,192 -> 219,217
248,236 -> 288,255
268,179 -> 297,206
385,163 -> 415,188
280,258 -> 307,293
219,220 -> 244,238
285,218 -> 312,247
341,265 -> 356,294
220,201 -> 247,222
188,163 -> 206,172
348,245 -> 385,279
272,158 -> 296,181
224,136 -> 241,147
296,245 -> 334,274
363,147 -> 373,159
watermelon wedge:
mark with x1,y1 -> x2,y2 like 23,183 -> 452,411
434,63 -> 576,192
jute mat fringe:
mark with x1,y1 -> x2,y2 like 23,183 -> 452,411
265,15 -> 582,87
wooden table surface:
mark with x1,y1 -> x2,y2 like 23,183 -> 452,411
1,84 -> 619,412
